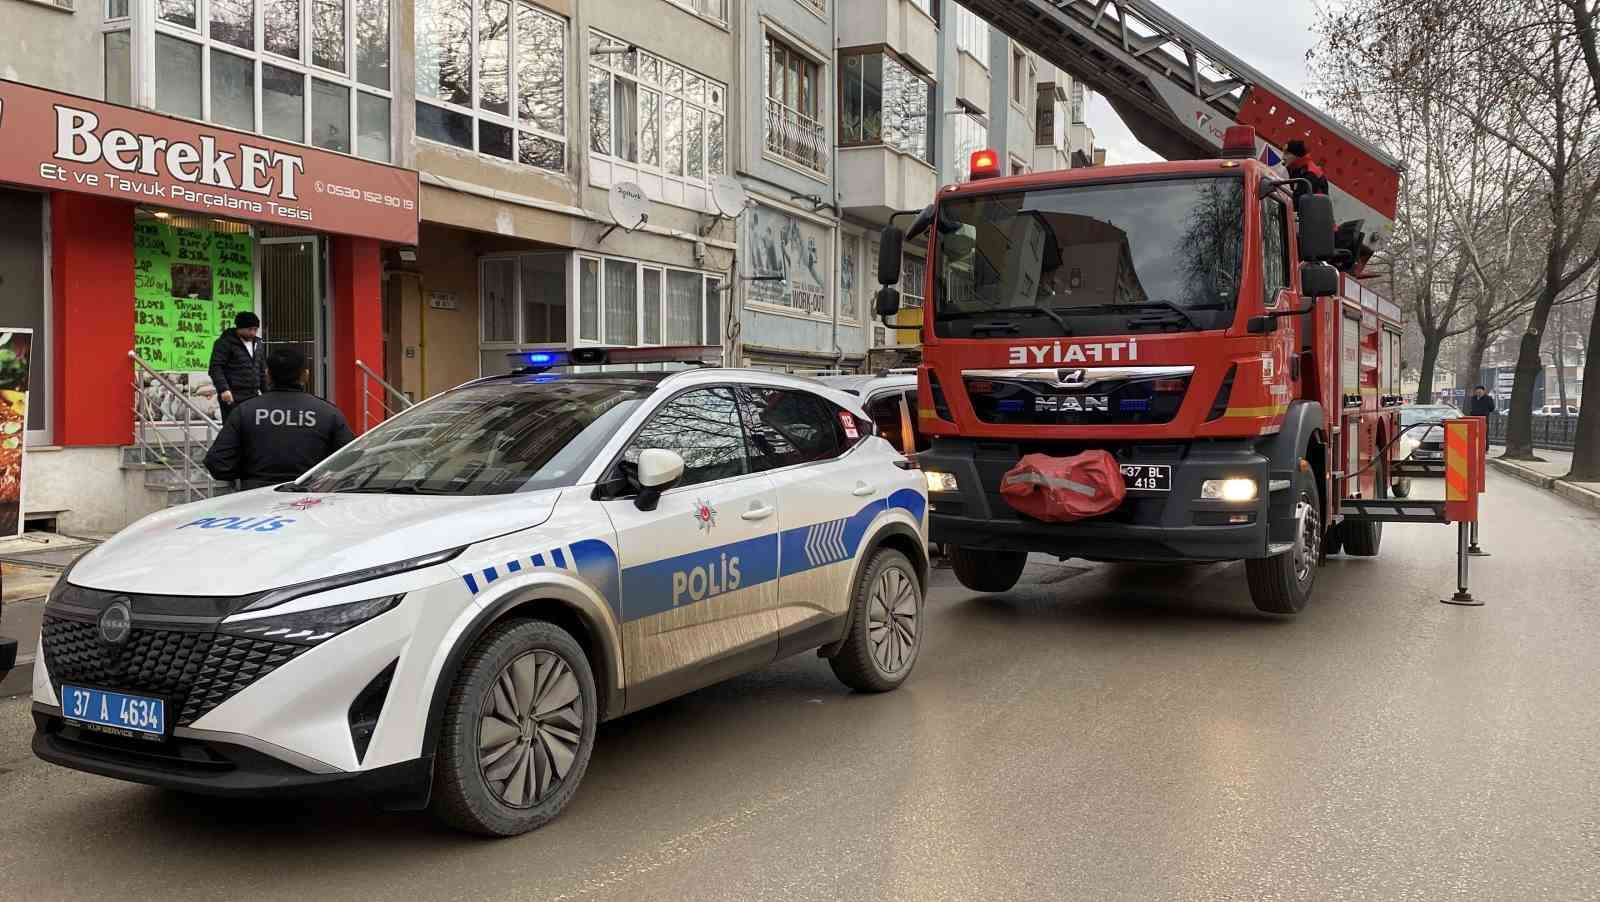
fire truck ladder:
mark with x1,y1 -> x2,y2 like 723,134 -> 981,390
958,0 -> 1402,251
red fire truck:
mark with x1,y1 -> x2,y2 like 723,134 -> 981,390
872,129 -> 1407,614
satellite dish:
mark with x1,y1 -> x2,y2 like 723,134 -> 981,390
712,175 -> 748,219
608,181 -> 649,231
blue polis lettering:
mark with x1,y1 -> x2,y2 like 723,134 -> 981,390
178,515 -> 296,532
670,553 -> 742,607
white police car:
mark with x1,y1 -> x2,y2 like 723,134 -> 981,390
31,347 -> 928,835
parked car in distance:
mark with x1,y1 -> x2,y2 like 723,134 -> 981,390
1534,404 -> 1580,417
1397,404 -> 1461,462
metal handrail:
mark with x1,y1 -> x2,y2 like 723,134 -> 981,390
130,351 -> 222,430
355,359 -> 413,433
129,350 -> 223,505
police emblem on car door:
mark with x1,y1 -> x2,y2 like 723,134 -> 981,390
599,387 -> 784,709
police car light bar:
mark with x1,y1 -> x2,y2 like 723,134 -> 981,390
508,345 -> 722,372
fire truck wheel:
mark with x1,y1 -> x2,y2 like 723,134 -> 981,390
949,546 -> 1028,593
1245,470 -> 1320,614
1322,523 -> 1344,558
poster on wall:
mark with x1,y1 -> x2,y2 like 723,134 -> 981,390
747,205 -> 830,317
132,219 -> 254,423
0,329 -> 32,538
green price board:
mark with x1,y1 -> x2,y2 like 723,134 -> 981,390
132,222 -> 255,374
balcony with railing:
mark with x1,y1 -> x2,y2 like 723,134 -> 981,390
765,101 -> 829,174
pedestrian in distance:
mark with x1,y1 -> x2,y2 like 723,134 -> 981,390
209,310 -> 267,423
1468,385 -> 1497,417
1283,139 -> 1331,199
204,347 -> 355,490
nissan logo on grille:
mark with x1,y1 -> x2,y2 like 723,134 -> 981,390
99,599 -> 133,646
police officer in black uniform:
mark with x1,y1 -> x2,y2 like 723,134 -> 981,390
204,347 -> 355,489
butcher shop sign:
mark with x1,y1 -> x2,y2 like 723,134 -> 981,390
0,79 -> 418,245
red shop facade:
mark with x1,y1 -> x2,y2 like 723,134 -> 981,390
0,79 -> 418,532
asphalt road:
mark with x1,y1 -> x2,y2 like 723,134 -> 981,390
2,472 -> 1597,901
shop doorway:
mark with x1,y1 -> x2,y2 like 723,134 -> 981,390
259,236 -> 328,398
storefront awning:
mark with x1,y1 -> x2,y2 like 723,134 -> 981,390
0,79 -> 419,245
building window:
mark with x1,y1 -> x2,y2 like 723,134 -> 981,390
1012,48 -> 1026,106
478,253 -> 570,375
839,49 -> 934,164
416,0 -> 566,171
576,253 -> 719,348
900,255 -> 925,309
907,0 -> 936,22
146,0 -> 393,161
952,111 -> 986,182
664,0 -> 727,23
954,4 -> 989,64
104,31 -> 132,105
764,35 -> 826,174
1071,80 -> 1087,124
839,232 -> 862,324
589,30 -> 726,188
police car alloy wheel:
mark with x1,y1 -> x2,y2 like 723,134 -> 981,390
432,619 -> 598,837
828,549 -> 923,692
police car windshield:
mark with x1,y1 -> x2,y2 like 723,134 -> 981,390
933,175 -> 1245,339
290,381 -> 649,496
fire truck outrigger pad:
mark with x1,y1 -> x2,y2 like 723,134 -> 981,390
1000,451 -> 1127,522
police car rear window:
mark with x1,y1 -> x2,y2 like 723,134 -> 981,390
293,382 -> 649,495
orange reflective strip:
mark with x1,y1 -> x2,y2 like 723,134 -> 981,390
1445,421 -> 1469,501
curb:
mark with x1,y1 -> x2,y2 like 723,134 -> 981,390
1489,458 -> 1600,513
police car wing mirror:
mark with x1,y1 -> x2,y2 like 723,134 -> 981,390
634,449 -> 685,512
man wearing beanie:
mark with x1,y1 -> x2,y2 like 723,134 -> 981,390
1283,139 -> 1330,199
208,310 -> 267,422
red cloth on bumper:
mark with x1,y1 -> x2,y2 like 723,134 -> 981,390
999,451 -> 1126,522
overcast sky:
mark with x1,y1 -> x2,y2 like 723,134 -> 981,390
1083,0 -> 1322,164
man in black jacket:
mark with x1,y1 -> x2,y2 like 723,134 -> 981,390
1467,385 -> 1497,417
209,311 -> 267,422
205,347 -> 355,489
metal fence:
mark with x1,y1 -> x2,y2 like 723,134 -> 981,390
1485,414 -> 1578,451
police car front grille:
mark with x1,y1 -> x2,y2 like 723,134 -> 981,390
42,617 -> 308,727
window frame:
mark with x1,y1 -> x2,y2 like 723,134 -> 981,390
762,29 -> 828,175
588,28 -> 727,192
735,384 -> 851,474
574,251 -> 721,350
837,46 -> 935,165
415,0 -> 569,172
1261,196 -> 1291,307
613,384 -> 755,491
144,0 -> 395,162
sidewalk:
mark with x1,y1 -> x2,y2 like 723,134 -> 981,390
1487,445 -> 1600,513
0,533 -> 94,698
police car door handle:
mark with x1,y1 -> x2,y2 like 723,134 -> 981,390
741,502 -> 776,521
852,481 -> 877,497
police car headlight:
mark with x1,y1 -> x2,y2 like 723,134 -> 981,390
924,470 -> 960,494
222,595 -> 402,646
1200,478 -> 1258,502
241,547 -> 463,612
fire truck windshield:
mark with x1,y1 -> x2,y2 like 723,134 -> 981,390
933,175 -> 1245,339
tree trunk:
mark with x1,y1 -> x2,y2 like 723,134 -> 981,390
1504,323 -> 1552,460
1467,324 -> 1491,402
1567,293 -> 1600,480
1416,333 -> 1442,405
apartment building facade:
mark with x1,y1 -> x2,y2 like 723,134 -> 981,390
0,0 -> 1109,531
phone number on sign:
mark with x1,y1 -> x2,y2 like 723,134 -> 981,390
314,180 -> 415,210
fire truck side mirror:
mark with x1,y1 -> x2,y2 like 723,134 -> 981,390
1300,262 -> 1340,298
878,225 -> 904,285
1296,194 -> 1336,261
875,286 -> 903,317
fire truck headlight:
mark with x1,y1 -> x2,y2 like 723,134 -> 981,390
1201,478 -> 1258,503
924,470 -> 960,494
